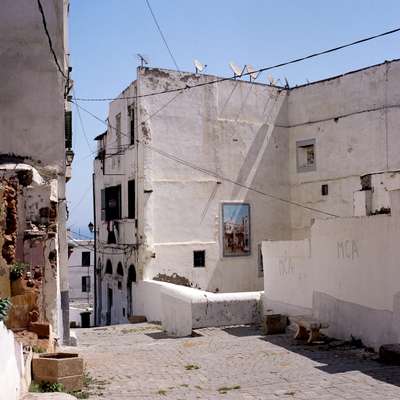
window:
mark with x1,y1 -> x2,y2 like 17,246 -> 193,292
117,262 -> 124,276
296,139 -> 316,172
193,250 -> 205,268
116,113 -> 121,150
321,184 -> 329,196
128,180 -> 135,219
81,251 -> 90,266
128,105 -> 135,145
258,244 -> 264,277
104,185 -> 121,221
105,260 -> 113,275
82,276 -> 91,292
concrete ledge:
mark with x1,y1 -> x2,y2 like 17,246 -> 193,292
157,282 -> 262,337
21,394 -> 77,399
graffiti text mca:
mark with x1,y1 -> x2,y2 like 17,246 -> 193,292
337,240 -> 359,260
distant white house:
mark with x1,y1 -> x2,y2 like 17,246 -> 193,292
68,240 -> 94,327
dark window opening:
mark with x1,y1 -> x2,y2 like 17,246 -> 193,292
321,184 -> 329,196
128,180 -> 136,219
117,262 -> 124,276
82,276 -> 91,292
65,111 -> 72,149
193,250 -> 205,268
105,260 -> 113,275
118,281 -> 122,290
123,307 -> 126,317
128,264 -> 136,283
81,251 -> 90,266
258,244 -> 264,277
107,231 -> 116,244
105,185 -> 121,221
296,139 -> 316,172
129,106 -> 135,145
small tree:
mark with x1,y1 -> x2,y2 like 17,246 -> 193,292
9,261 -> 28,281
0,298 -> 11,322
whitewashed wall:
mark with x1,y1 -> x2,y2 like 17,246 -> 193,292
287,61 -> 400,238
0,322 -> 22,400
263,201 -> 400,349
138,69 -> 291,293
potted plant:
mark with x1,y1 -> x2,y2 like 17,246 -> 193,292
10,261 -> 28,296
0,298 -> 11,323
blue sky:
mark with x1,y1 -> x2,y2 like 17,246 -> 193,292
67,0 -> 400,238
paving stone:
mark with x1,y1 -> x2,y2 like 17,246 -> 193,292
64,323 -> 400,399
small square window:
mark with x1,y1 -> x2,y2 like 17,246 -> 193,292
82,276 -> 91,292
193,250 -> 205,268
321,184 -> 328,196
296,139 -> 316,172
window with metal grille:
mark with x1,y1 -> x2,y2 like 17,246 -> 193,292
193,250 -> 205,268
296,139 -> 316,172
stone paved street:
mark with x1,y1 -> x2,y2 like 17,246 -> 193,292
68,323 -> 400,399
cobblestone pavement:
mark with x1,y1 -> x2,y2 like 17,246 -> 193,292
68,323 -> 400,399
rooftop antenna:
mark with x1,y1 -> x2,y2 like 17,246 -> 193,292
245,64 -> 259,82
137,53 -> 149,68
229,62 -> 244,79
194,59 -> 207,74
284,77 -> 290,89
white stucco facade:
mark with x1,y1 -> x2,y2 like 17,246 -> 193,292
94,59 -> 400,330
68,240 -> 94,327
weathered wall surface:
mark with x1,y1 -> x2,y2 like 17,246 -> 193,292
0,0 -> 66,170
286,61 -> 400,238
138,68 -> 291,293
263,204 -> 400,349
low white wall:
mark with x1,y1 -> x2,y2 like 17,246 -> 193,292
263,213 -> 400,349
0,322 -> 23,400
133,280 -> 262,336
69,306 -> 94,328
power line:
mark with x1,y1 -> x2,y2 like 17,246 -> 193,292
73,89 -> 94,153
72,100 -> 340,218
36,0 -> 68,80
74,27 -> 400,102
144,0 -> 180,72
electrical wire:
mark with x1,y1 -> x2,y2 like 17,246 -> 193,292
74,27 -> 400,102
36,0 -> 68,80
72,100 -> 340,218
73,88 -> 94,153
144,0 -> 180,72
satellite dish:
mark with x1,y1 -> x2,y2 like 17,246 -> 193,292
267,75 -> 275,86
137,53 -> 149,68
229,62 -> 244,78
245,64 -> 259,81
194,59 -> 206,74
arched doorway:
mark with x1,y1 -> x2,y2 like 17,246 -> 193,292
97,258 -> 102,326
105,260 -> 113,325
127,264 -> 136,317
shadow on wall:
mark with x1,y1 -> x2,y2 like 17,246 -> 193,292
206,90 -> 291,293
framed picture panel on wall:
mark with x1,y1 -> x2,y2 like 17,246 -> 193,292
221,202 -> 251,257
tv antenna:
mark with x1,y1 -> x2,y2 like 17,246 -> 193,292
137,53 -> 149,68
194,59 -> 206,74
245,64 -> 259,82
284,77 -> 290,89
229,62 -> 244,79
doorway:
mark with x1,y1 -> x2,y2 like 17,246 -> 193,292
106,287 -> 113,325
127,264 -> 136,317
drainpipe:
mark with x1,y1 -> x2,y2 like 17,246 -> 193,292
92,172 -> 98,326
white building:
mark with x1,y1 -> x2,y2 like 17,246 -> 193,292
0,1 -> 72,398
93,59 -> 400,332
68,240 -> 94,327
